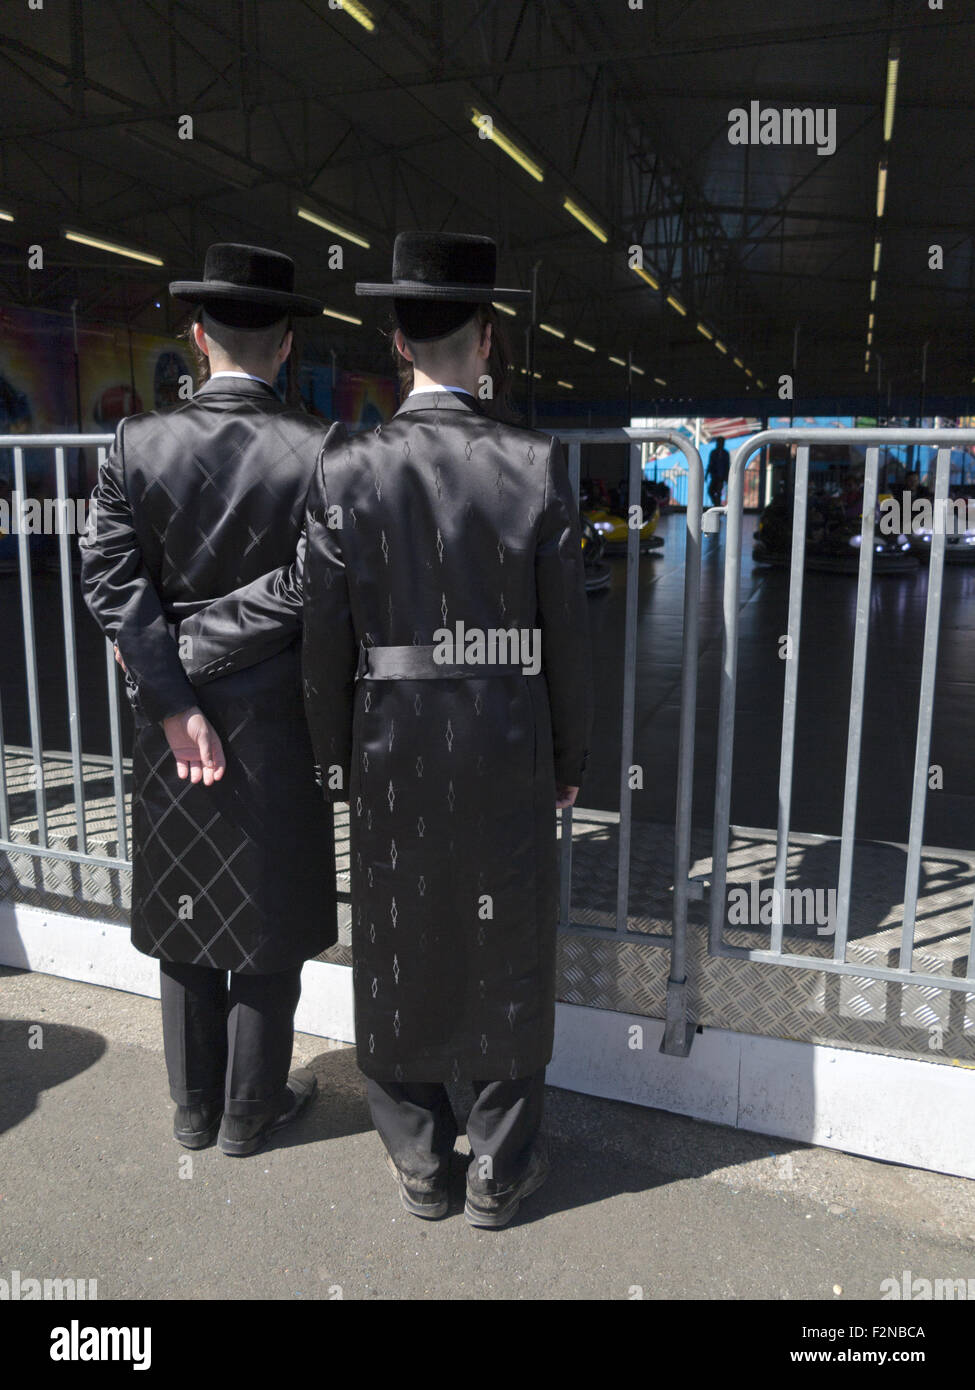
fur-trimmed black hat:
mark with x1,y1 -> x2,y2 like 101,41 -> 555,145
356,231 -> 529,341
170,243 -> 324,329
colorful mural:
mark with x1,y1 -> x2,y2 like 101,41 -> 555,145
0,301 -> 397,508
0,305 -> 194,495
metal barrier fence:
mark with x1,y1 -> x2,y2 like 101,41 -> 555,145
0,435 -> 127,875
703,428 -> 975,1000
644,451 -> 764,511
6,425 -> 975,1061
0,429 -> 705,1058
558,430 -> 703,1057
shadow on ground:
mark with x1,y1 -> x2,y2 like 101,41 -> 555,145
0,1017 -> 107,1137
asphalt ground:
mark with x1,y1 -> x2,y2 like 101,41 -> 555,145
3,965 -> 975,1309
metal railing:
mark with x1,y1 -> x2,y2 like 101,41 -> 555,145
557,429 -> 703,1056
644,448 -> 764,510
703,428 -> 975,995
0,433 -> 128,871
8,424 -> 973,1061
0,428 -> 705,1055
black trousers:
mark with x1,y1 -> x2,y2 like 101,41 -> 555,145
159,960 -> 302,1117
366,1070 -> 545,1189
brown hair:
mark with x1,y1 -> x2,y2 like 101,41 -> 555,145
180,312 -> 210,389
389,303 -> 518,421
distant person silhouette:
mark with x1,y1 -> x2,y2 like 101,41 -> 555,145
707,438 -> 730,506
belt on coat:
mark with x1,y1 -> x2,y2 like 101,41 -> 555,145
357,644 -> 529,680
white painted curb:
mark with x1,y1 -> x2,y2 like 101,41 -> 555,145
548,1002 -> 975,1181
0,902 -> 355,1037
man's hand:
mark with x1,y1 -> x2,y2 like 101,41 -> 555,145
556,784 -> 579,809
113,643 -> 127,673
162,707 -> 226,786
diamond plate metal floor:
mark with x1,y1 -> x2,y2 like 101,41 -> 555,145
557,814 -> 975,1065
3,747 -> 973,1064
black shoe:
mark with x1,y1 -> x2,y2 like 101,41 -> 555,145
384,1152 -> 449,1220
174,1101 -> 223,1149
218,1069 -> 318,1157
465,1148 -> 550,1229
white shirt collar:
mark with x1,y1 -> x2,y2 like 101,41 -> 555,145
210,369 -> 273,387
408,384 -> 472,397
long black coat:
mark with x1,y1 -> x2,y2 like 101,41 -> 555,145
79,377 -> 337,974
180,390 -> 592,1078
306,391 -> 592,1081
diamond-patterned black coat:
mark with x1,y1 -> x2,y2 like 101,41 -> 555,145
79,377 -> 338,973
302,391 -> 592,1081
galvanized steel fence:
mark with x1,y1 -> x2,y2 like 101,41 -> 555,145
557,429 -> 702,1057
707,428 -> 975,998
0,427 -> 704,1051
0,434 -> 127,873
4,425 -> 973,1060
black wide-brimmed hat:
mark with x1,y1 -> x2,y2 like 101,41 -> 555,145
356,231 -> 530,340
170,243 -> 324,329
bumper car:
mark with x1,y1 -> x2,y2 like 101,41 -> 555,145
752,491 -> 918,574
903,492 -> 975,564
581,479 -> 663,556
909,528 -> 975,564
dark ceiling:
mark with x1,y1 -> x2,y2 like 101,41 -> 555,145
1,0 -> 973,412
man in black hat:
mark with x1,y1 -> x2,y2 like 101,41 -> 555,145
80,243 -> 338,1157
175,232 -> 593,1224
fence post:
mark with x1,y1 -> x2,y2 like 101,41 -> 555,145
662,434 -> 704,1056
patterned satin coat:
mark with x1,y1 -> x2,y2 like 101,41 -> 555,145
181,389 -> 592,1079
79,376 -> 337,973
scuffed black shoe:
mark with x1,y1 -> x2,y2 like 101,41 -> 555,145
218,1069 -> 318,1157
174,1101 -> 223,1149
465,1148 -> 550,1229
384,1152 -> 449,1220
